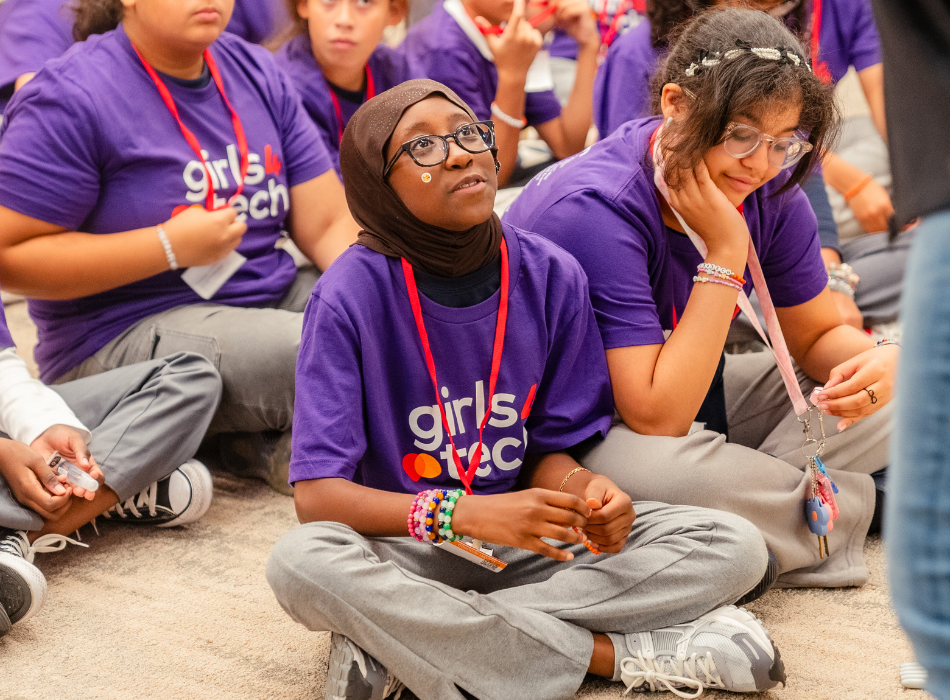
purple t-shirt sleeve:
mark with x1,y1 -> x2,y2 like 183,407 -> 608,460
847,0 -> 882,72
290,293 -> 367,483
525,285 -> 614,453
758,187 -> 829,308
0,72 -> 101,229
271,63 -> 334,186
525,89 -> 562,127
536,191 -> 666,349
0,0 -> 73,92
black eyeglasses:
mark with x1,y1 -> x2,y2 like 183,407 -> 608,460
383,121 -> 495,178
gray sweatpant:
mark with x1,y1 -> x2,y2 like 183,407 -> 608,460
0,352 -> 222,532
56,269 -> 318,435
267,503 -> 768,700
583,351 -> 886,589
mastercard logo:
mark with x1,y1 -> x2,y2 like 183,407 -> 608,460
402,452 -> 442,482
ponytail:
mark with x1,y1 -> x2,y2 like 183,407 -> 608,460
72,0 -> 124,42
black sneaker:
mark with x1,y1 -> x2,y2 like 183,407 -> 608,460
326,632 -> 406,700
0,531 -> 86,626
102,459 -> 213,527
735,550 -> 779,606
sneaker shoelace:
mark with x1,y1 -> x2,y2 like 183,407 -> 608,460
621,650 -> 722,699
106,481 -> 160,519
0,531 -> 88,564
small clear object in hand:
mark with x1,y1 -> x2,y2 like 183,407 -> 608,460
48,451 -> 99,492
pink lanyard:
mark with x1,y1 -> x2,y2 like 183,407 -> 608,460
809,0 -> 832,84
327,66 -> 376,146
401,240 -> 510,495
651,125 -> 809,416
132,45 -> 250,211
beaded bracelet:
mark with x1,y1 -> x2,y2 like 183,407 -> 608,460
697,262 -> 745,285
408,491 -> 431,542
827,277 -> 855,299
828,262 -> 859,292
693,275 -> 743,292
437,489 -> 464,542
876,338 -> 901,348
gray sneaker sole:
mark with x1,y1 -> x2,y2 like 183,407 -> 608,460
0,552 -> 46,625
326,632 -> 374,700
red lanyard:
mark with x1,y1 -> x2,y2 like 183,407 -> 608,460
809,0 -> 831,83
133,45 -> 250,211
327,65 -> 376,146
401,240 -> 510,495
478,1 -> 558,35
598,0 -> 631,48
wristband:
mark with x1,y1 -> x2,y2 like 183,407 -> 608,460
157,224 -> 179,271
843,173 -> 874,203
490,102 -> 527,129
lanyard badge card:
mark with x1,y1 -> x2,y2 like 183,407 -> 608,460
133,45 -> 248,300
651,125 -> 840,559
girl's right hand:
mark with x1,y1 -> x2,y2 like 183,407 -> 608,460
667,159 -> 750,261
476,0 -> 543,82
450,488 -> 590,561
162,205 -> 247,268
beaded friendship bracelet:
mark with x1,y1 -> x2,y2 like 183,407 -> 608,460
408,488 -> 466,545
697,262 -> 745,285
876,338 -> 901,349
693,275 -> 743,292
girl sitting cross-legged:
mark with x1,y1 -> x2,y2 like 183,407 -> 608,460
266,79 -> 786,700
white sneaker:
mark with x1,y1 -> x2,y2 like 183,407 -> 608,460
326,632 -> 406,700
0,531 -> 86,626
102,458 -> 213,528
620,605 -> 786,698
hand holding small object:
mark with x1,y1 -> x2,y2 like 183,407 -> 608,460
31,425 -> 102,500
811,343 -> 898,431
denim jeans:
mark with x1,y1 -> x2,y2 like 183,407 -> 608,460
887,208 -> 950,699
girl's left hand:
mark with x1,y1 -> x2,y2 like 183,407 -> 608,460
813,344 -> 899,431
552,0 -> 600,48
581,475 -> 635,553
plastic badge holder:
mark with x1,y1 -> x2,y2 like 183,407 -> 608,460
48,451 -> 99,492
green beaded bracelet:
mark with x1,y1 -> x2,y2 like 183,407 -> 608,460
437,489 -> 465,542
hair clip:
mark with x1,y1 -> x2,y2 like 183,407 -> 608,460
685,39 -> 811,77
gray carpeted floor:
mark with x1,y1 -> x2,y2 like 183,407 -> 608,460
0,295 -> 929,700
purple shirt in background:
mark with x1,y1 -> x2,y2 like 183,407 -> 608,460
0,26 -> 333,383
503,117 -> 828,350
226,0 -> 293,45
593,20 -> 660,137
0,0 -> 72,115
290,225 -> 614,494
0,0 -> 290,114
402,2 -> 562,127
593,0 -> 881,138
276,34 -> 422,175
0,303 -> 16,351
814,0 -> 881,84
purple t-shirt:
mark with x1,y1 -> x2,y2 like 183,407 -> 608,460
0,26 -> 333,382
226,0 -> 292,44
290,224 -> 614,494
0,303 -> 16,351
814,0 -> 882,84
503,117 -> 828,350
276,35 -> 422,175
0,0 -> 73,115
593,20 -> 660,137
402,3 -> 562,127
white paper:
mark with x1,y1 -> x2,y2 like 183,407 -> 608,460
181,251 -> 247,300
525,49 -> 555,93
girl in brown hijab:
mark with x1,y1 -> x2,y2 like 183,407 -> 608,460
267,79 -> 783,700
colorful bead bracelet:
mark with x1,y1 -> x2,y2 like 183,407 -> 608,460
408,488 -> 465,545
697,262 -> 745,285
693,275 -> 743,292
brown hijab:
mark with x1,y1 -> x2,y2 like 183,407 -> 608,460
339,79 -> 503,278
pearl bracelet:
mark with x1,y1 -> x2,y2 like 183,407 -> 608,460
157,224 -> 179,271
490,102 -> 527,129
